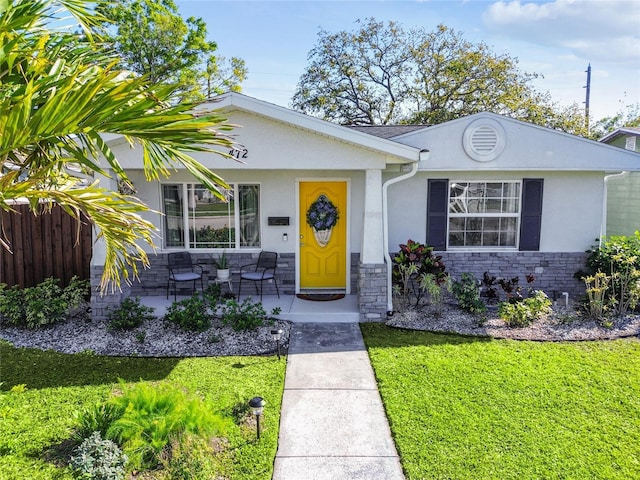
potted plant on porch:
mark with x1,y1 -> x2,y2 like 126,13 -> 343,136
213,251 -> 230,281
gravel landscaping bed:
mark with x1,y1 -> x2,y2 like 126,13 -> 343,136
386,302 -> 640,341
3,302 -> 639,356
0,311 -> 292,357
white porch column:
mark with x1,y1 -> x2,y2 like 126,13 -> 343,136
90,170 -> 131,319
90,170 -> 118,267
360,169 -> 384,264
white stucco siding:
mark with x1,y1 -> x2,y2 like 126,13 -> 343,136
540,172 -> 603,251
385,173 -> 428,251
385,171 -> 604,254
108,111 -> 393,171
220,111 -> 392,170
117,169 -> 366,255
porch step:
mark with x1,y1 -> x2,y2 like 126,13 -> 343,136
297,289 -> 347,295
268,295 -> 360,323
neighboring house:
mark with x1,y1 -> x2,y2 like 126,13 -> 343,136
599,127 -> 640,236
90,93 -> 640,320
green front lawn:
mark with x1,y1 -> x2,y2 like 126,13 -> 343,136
361,324 -> 640,480
0,342 -> 286,479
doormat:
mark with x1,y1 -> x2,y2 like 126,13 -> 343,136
296,294 -> 345,302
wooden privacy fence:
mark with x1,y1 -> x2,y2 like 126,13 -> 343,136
0,204 -> 92,288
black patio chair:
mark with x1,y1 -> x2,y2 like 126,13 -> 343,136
238,251 -> 279,300
166,252 -> 203,301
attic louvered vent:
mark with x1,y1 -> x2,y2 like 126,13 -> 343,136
471,126 -> 498,154
463,118 -> 506,162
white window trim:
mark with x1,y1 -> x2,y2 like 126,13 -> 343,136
447,180 -> 521,251
161,182 -> 262,251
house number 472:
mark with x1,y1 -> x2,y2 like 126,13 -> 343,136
229,147 -> 248,159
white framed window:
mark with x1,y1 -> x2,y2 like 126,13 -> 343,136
448,181 -> 520,248
161,183 -> 260,249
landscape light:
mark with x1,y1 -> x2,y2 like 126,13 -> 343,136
271,329 -> 283,360
249,396 -> 266,439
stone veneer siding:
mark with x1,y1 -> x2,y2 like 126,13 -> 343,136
358,262 -> 388,322
90,252 -> 295,320
90,251 -> 586,321
437,251 -> 587,299
90,266 -> 131,320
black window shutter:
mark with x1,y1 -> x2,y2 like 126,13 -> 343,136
519,178 -> 544,251
426,179 -> 448,250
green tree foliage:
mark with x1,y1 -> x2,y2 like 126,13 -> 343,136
293,18 -> 588,135
97,0 -> 247,101
591,102 -> 640,139
0,0 -> 237,291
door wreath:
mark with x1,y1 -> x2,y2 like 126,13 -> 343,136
306,194 -> 339,247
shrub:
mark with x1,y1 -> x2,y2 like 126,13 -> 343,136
74,403 -> 126,442
452,273 -> 487,316
392,263 -> 419,311
0,284 -> 26,326
64,276 -> 91,309
481,272 -> 536,304
220,298 -> 276,331
69,431 -> 128,480
0,276 -> 89,329
107,297 -> 155,331
74,383 -> 230,472
420,273 -> 452,317
480,272 -> 500,304
498,290 -> 552,327
392,239 -> 446,308
159,433 -> 227,480
164,295 -> 210,332
578,233 -> 640,316
583,272 -> 610,321
109,383 -> 228,470
202,283 -> 223,308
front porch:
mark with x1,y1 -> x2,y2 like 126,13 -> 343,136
138,294 -> 360,323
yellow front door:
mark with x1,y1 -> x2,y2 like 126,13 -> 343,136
299,181 -> 347,289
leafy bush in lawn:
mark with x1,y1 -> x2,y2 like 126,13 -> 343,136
74,403 -> 126,442
69,431 -> 128,480
74,382 -> 230,471
499,290 -> 552,327
159,433 -> 227,480
107,297 -> 155,331
0,276 -> 88,328
220,297 -> 277,331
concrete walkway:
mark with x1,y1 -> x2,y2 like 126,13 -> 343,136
272,323 -> 405,480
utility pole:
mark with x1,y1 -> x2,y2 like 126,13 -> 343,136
584,63 -> 591,132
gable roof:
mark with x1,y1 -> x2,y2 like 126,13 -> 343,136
390,112 -> 640,172
208,93 -> 422,163
347,124 -> 430,139
600,127 -> 640,143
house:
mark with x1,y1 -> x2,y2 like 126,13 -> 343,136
90,93 -> 640,320
599,127 -> 640,236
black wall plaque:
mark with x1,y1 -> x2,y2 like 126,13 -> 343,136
268,217 -> 290,226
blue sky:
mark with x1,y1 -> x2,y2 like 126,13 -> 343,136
176,0 -> 640,122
